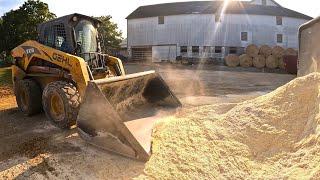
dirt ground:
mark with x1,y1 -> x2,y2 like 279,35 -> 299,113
0,64 -> 294,179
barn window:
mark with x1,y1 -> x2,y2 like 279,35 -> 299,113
277,34 -> 283,43
276,16 -> 282,25
158,16 -> 164,24
262,0 -> 267,6
229,47 -> 238,54
241,32 -> 248,41
215,46 -> 222,53
192,46 -> 199,53
180,46 -> 188,53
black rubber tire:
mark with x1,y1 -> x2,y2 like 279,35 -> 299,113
42,81 -> 80,129
15,79 -> 42,116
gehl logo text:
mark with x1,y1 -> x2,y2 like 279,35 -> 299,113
52,53 -> 72,67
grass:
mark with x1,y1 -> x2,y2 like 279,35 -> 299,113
0,67 -> 12,87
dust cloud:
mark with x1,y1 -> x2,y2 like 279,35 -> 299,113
158,63 -> 207,98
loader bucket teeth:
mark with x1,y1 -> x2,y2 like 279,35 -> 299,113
77,71 -> 181,161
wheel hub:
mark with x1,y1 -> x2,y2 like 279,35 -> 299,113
50,93 -> 65,121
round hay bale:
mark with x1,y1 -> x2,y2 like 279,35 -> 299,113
277,57 -> 285,69
253,55 -> 266,68
259,45 -> 272,57
284,48 -> 298,56
272,46 -> 285,58
246,44 -> 259,58
239,54 -> 253,67
266,55 -> 278,69
225,55 -> 240,67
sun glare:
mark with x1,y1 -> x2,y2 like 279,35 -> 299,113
221,0 -> 232,16
213,0 -> 231,35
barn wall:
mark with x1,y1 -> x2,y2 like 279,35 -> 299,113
152,45 -> 177,62
128,14 -> 307,47
127,13 -> 308,61
284,17 -> 307,48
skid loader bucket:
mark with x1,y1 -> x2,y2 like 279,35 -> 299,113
77,71 -> 181,161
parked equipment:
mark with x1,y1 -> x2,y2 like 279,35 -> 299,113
11,14 -> 181,161
298,17 -> 320,76
283,55 -> 298,74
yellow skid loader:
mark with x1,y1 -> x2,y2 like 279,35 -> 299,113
11,14 -> 181,161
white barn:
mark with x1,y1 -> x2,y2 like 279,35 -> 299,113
126,0 -> 312,62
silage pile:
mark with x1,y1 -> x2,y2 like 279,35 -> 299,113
139,73 -> 320,179
0,86 -> 16,110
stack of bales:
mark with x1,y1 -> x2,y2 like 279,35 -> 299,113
226,44 -> 264,68
239,54 -> 252,67
271,46 -> 285,69
247,44 -> 265,68
270,46 -> 298,69
260,45 -> 275,69
225,45 -> 254,68
225,44 -> 297,70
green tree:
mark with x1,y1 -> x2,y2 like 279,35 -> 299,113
96,16 -> 123,53
0,17 -> 4,53
0,0 -> 56,53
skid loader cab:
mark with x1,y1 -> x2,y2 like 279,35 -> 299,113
37,13 -> 101,55
37,13 -> 121,78
11,13 -> 181,161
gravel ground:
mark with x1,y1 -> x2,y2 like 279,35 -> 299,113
0,64 -> 294,179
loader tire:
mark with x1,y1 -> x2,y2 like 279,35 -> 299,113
15,79 -> 42,116
42,81 -> 80,129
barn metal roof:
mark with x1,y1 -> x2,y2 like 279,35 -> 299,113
126,1 -> 313,20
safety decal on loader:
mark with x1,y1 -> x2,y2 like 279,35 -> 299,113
21,46 -> 41,59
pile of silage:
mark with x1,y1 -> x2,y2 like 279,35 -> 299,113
139,73 -> 320,179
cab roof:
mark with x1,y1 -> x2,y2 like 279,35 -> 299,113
39,13 -> 101,27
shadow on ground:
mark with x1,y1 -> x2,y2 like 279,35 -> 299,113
0,108 -> 144,179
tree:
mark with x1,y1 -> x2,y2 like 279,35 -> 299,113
0,17 -> 4,53
0,0 -> 56,53
96,16 -> 123,53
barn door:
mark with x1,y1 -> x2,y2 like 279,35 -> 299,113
131,47 -> 152,62
152,46 -> 177,62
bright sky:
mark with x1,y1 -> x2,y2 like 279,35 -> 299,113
0,0 -> 319,38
